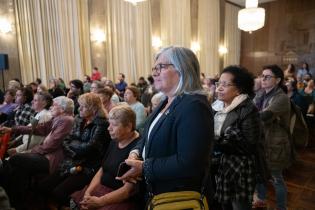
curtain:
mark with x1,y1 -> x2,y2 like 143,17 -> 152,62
224,3 -> 241,67
198,0 -> 220,77
160,0 -> 191,47
14,0 -> 91,85
104,0 -> 152,84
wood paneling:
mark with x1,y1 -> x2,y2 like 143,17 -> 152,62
240,0 -> 315,76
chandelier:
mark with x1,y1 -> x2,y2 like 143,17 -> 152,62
238,0 -> 265,33
124,0 -> 147,5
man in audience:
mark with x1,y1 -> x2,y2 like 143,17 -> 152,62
115,73 -> 128,98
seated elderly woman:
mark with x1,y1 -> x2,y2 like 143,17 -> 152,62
213,66 -> 260,210
0,96 -> 74,209
37,93 -> 111,207
70,105 -> 140,210
7,91 -> 53,156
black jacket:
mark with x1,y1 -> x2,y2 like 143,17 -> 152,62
62,115 -> 110,172
135,94 -> 214,195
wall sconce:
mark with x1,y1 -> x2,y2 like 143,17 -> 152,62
152,36 -> 162,49
0,18 -> 12,34
218,45 -> 228,55
91,29 -> 106,43
124,0 -> 147,5
191,41 -> 200,53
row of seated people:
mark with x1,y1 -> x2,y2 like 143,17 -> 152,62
0,93 -> 143,210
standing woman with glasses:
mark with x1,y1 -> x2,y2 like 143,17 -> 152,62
117,46 -> 213,207
212,66 -> 260,210
253,65 -> 292,210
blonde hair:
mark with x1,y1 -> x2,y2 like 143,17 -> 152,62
78,93 -> 107,118
108,105 -> 136,130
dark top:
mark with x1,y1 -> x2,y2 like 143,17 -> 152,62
115,81 -> 128,97
101,138 -> 139,190
134,94 -> 213,195
62,116 -> 111,173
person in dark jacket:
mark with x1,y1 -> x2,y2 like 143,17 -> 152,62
37,93 -> 111,207
212,66 -> 260,210
253,65 -> 292,210
117,46 -> 213,202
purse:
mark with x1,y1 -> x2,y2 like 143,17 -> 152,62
147,191 -> 208,210
146,161 -> 210,210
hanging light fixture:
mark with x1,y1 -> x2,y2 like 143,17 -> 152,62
124,0 -> 147,5
238,0 -> 265,33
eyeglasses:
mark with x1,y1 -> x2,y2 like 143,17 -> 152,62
152,63 -> 174,74
260,75 -> 275,80
215,81 -> 235,88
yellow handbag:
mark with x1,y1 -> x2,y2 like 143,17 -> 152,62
147,191 -> 209,210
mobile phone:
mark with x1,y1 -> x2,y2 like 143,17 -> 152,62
116,162 -> 131,177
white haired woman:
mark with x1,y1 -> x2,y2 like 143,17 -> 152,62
0,96 -> 74,209
118,46 -> 213,207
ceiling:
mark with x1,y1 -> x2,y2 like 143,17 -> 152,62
228,0 -> 276,7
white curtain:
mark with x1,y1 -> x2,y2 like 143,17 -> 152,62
104,0 -> 152,84
198,0 -> 220,77
224,3 -> 241,67
14,0 -> 91,85
160,0 -> 191,47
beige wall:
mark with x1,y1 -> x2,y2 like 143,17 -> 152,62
0,0 -> 20,90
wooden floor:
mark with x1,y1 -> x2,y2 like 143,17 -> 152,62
263,147 -> 315,210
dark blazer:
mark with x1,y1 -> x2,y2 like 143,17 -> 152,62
135,94 -> 214,195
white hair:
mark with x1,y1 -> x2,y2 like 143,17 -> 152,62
53,96 -> 74,115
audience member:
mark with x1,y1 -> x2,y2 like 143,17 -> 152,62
115,73 -> 128,98
97,88 -> 116,113
91,67 -> 102,81
213,66 -> 260,210
91,81 -> 104,94
71,105 -> 140,210
0,89 -> 18,124
285,79 -> 308,115
124,86 -> 146,131
253,65 -> 292,210
38,93 -> 110,207
150,92 -> 165,112
0,96 -> 74,209
12,87 -> 35,126
67,79 -> 84,115
7,92 -> 53,155
296,62 -> 310,82
284,63 -> 296,80
37,84 -> 48,93
83,75 -> 92,93
118,46 -> 213,207
49,78 -> 65,98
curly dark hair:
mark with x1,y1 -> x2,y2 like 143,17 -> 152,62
221,65 -> 255,98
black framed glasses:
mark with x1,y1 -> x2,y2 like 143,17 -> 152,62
260,74 -> 275,80
215,81 -> 235,88
152,63 -> 174,74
